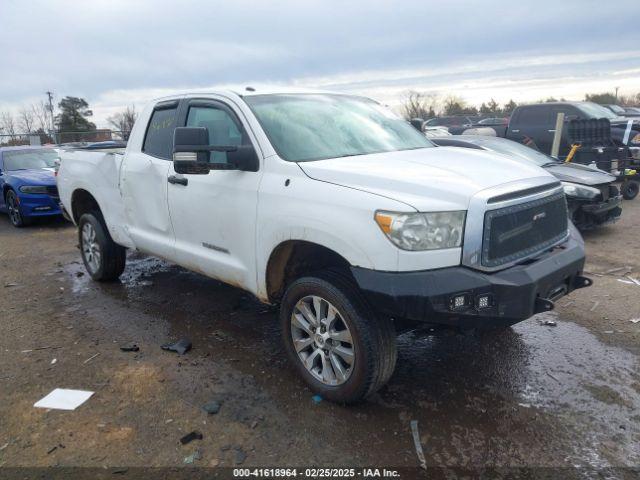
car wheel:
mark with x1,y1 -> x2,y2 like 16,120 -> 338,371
5,190 -> 30,227
622,181 -> 639,200
280,272 -> 397,404
78,212 -> 126,281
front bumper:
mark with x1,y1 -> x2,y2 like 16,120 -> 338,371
351,234 -> 589,329
572,195 -> 622,229
18,193 -> 62,217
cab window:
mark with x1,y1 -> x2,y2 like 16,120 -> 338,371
143,103 -> 178,159
186,106 -> 243,164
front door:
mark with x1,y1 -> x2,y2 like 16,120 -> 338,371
167,99 -> 263,291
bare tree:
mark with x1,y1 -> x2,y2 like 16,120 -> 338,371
401,91 -> 438,120
31,101 -> 51,132
18,107 -> 35,133
0,111 -> 17,139
107,105 -> 137,140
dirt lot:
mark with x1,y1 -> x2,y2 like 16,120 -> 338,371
1,199 -> 639,477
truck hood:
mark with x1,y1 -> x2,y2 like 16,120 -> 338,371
297,147 -> 556,211
543,162 -> 616,186
7,168 -> 56,186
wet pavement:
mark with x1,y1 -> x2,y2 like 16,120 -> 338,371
1,200 -> 640,475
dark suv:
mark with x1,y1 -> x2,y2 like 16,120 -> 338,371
506,102 -> 640,156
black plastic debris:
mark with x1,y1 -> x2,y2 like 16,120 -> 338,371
120,343 -> 140,352
180,431 -> 203,445
202,401 -> 221,415
161,339 -> 192,355
235,447 -> 247,465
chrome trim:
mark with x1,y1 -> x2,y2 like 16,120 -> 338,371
462,177 -> 569,272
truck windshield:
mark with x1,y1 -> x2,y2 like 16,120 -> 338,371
3,149 -> 59,171
244,94 -> 433,162
578,102 -> 618,120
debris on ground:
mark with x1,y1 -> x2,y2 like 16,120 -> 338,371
617,279 -> 635,285
630,318 -> 640,324
590,301 -> 600,312
112,468 -> 128,475
183,449 -> 202,464
409,420 -> 427,470
50,358 -> 57,365
202,400 -> 222,415
180,431 -> 203,445
0,443 -> 9,451
161,338 -> 192,355
83,352 -> 100,364
235,447 -> 247,465
21,346 -> 60,353
626,276 -> 640,286
119,343 -> 140,352
4,283 -> 19,288
34,388 -> 94,411
312,394 -> 323,404
541,319 -> 557,327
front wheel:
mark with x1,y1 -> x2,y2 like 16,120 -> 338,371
6,190 -> 30,227
280,273 -> 397,404
78,212 -> 126,281
622,180 -> 639,200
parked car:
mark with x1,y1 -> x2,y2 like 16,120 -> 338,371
603,105 -> 640,118
423,116 -> 474,134
431,136 -> 622,230
57,89 -> 590,403
0,146 -> 62,227
475,117 -> 509,137
506,102 -> 640,156
621,106 -> 640,117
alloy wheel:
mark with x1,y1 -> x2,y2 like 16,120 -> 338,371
290,295 -> 355,386
6,192 -> 21,226
81,222 -> 101,274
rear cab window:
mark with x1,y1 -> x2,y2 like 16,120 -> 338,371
142,101 -> 179,159
513,106 -> 550,126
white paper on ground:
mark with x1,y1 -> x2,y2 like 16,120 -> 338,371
34,388 -> 94,410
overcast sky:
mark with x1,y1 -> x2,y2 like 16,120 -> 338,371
1,0 -> 639,127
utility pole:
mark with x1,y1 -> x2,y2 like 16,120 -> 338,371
615,86 -> 620,103
46,91 -> 55,142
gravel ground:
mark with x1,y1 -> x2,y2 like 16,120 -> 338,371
0,198 -> 639,477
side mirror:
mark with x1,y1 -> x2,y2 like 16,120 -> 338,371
173,127 -> 211,175
172,127 -> 259,174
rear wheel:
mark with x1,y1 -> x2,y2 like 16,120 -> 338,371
280,272 -> 397,404
78,212 -> 126,281
5,190 -> 30,227
622,180 -> 639,200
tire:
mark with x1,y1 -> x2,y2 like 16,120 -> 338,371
78,212 -> 126,281
5,190 -> 31,228
622,181 -> 639,200
280,272 -> 397,404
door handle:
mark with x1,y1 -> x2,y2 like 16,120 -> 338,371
168,175 -> 188,186
511,129 -> 520,133
548,129 -> 556,133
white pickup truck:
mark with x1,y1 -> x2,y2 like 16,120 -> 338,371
58,88 -> 591,403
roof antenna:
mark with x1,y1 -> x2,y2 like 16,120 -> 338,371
245,86 -> 256,92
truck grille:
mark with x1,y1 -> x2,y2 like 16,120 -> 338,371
482,191 -> 568,268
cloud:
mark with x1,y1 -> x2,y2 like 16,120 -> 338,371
0,0 -> 638,126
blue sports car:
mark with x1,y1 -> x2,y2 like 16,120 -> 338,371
0,146 -> 62,227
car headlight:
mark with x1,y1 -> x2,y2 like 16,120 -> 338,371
19,186 -> 49,194
561,182 -> 600,199
375,210 -> 465,251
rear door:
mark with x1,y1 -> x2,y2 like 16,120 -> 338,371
120,100 -> 179,259
166,98 -> 263,291
508,106 -> 554,153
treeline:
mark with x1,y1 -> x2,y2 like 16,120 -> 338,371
0,96 -> 136,145
402,90 -> 640,120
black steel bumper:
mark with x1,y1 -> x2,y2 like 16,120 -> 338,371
351,235 -> 590,329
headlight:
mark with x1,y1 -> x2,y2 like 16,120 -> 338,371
19,186 -> 49,194
561,182 -> 600,199
375,210 -> 465,251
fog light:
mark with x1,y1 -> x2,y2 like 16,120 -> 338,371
449,293 -> 469,311
476,294 -> 492,310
